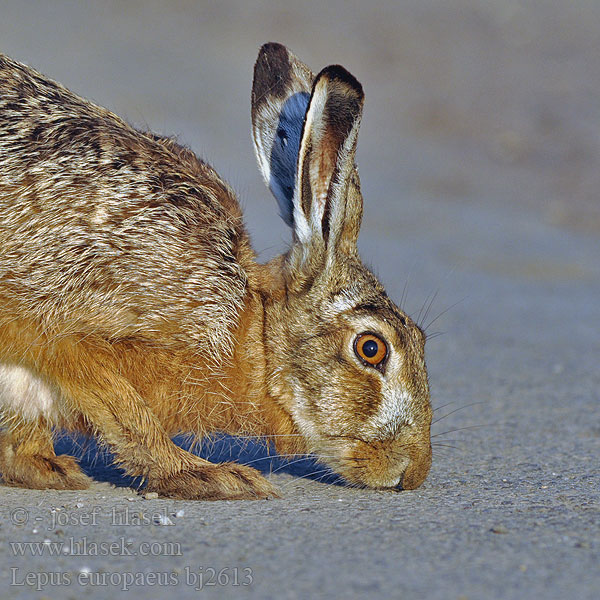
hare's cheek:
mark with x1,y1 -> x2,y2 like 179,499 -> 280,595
360,386 -> 414,440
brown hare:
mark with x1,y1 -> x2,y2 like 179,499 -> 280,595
0,43 -> 432,500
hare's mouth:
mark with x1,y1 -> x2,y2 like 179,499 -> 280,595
318,434 -> 431,490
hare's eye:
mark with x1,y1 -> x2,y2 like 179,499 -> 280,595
354,333 -> 387,367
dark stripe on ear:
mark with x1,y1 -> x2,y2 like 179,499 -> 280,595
321,162 -> 340,242
300,139 -> 313,219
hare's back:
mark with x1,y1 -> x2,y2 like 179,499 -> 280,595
0,54 -> 250,359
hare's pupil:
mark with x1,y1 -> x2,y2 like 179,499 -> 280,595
362,339 -> 378,358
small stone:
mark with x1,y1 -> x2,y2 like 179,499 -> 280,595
127,497 -> 136,502
143,492 -> 159,500
490,525 -> 509,534
175,509 -> 185,518
75,502 -> 84,509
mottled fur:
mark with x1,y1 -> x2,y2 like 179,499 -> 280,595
0,44 -> 432,499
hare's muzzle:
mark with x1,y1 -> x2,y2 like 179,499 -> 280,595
329,435 -> 432,490
396,443 -> 432,490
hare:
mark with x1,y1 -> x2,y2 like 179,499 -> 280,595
0,43 -> 432,500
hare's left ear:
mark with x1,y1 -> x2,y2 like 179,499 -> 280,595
251,43 -> 313,227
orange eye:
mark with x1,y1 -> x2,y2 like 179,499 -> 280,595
354,333 -> 388,367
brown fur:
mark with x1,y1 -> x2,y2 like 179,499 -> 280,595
0,44 -> 432,500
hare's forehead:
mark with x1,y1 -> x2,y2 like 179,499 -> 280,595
326,289 -> 406,331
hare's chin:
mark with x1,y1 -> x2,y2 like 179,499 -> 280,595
342,457 -> 410,490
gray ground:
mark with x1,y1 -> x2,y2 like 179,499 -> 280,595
0,1 -> 599,598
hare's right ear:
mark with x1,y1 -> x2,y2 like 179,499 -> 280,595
251,43 -> 314,227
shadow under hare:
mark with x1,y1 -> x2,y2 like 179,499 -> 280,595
0,43 -> 432,500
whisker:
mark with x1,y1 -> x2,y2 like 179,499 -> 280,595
236,433 -> 304,439
432,401 -> 485,425
241,454 -> 337,468
431,424 -> 493,438
399,260 -> 417,309
423,297 -> 466,332
419,287 -> 440,329
425,331 -> 445,341
432,400 -> 456,413
279,468 -> 336,487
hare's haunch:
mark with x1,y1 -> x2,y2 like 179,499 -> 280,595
0,44 -> 432,499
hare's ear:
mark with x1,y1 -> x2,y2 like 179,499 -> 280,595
251,43 -> 313,227
294,65 -> 364,251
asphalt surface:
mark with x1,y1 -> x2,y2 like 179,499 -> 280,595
0,1 -> 598,599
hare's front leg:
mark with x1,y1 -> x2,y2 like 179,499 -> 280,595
0,416 -> 90,490
0,364 -> 89,490
48,341 -> 278,500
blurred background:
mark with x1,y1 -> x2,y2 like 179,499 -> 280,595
3,0 -> 599,237
1,0 -> 598,470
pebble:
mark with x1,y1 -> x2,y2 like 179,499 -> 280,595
490,525 -> 509,534
143,492 -> 159,500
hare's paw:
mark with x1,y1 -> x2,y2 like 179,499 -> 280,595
0,453 -> 90,490
147,462 -> 280,501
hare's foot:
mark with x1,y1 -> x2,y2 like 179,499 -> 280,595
0,427 -> 89,490
146,462 -> 280,501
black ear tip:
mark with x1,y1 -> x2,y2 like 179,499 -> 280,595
256,42 -> 290,70
259,41 -> 287,54
317,64 -> 364,100
253,42 -> 293,103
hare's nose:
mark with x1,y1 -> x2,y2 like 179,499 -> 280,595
394,471 -> 407,491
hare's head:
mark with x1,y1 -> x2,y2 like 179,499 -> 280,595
252,43 -> 432,490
